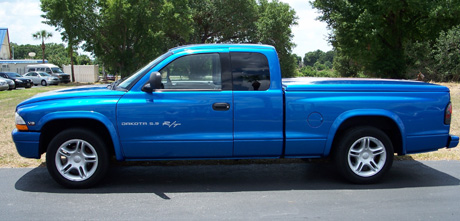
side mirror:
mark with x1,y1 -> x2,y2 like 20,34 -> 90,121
142,72 -> 162,93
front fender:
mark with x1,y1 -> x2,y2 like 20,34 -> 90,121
323,109 -> 406,156
39,111 -> 124,161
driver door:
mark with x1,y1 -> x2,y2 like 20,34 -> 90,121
117,52 -> 234,159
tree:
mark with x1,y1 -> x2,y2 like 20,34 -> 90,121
188,0 -> 258,44
10,43 -> 88,67
82,0 -> 193,77
187,0 -> 298,77
312,0 -> 460,79
256,0 -> 298,77
293,54 -> 302,68
41,0 -> 97,81
9,43 -> 41,59
433,25 -> 460,81
32,30 -> 53,63
304,50 -> 324,67
40,0 -> 298,78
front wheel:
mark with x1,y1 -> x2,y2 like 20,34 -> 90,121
334,127 -> 394,184
41,80 -> 47,86
46,128 -> 110,188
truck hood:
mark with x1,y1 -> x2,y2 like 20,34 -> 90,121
282,77 -> 449,92
18,85 -> 126,106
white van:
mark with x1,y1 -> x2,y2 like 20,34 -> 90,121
25,64 -> 71,83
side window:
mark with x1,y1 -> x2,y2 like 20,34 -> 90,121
45,68 -> 52,74
160,53 -> 222,90
28,68 -> 35,71
230,52 -> 270,91
38,68 -> 44,71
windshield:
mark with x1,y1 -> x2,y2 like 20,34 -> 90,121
51,68 -> 64,73
7,72 -> 22,77
38,72 -> 51,76
116,51 -> 173,90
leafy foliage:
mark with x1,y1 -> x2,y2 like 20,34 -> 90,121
188,0 -> 258,44
311,0 -> 460,79
32,30 -> 53,63
41,0 -> 97,81
10,43 -> 91,68
40,0 -> 298,78
405,25 -> 460,82
255,0 -> 298,77
303,50 -> 334,67
299,49 -> 336,77
433,25 -> 460,81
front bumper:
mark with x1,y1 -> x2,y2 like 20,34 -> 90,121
447,135 -> 459,148
8,82 -> 15,89
11,129 -> 41,159
0,84 -> 8,90
15,80 -> 33,88
57,75 -> 71,83
48,79 -> 60,85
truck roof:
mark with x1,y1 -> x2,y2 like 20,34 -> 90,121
169,44 -> 276,53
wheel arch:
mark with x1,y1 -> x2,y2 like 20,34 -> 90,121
38,111 -> 124,160
324,110 -> 406,157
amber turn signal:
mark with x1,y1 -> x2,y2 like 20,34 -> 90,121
16,124 -> 29,131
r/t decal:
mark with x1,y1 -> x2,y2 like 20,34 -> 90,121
162,121 -> 181,128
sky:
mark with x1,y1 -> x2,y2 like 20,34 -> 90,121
0,0 -> 332,58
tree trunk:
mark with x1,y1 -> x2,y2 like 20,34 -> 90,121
41,41 -> 46,63
68,41 -> 75,82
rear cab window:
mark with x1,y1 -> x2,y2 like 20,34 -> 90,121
230,52 -> 270,91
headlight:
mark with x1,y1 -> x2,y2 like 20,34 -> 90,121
15,113 -> 28,131
15,79 -> 23,83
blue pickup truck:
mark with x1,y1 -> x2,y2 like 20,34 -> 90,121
12,44 -> 458,188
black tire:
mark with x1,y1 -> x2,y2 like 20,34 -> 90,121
46,128 -> 110,188
334,126 -> 394,184
41,80 -> 47,86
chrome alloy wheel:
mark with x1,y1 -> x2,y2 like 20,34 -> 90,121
55,139 -> 99,182
347,136 -> 387,177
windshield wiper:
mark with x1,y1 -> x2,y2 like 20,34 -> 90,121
107,77 -> 128,90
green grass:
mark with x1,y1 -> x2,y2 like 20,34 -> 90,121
0,82 -> 459,168
0,83 -> 92,168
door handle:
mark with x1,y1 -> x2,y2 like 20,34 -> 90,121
212,102 -> 230,111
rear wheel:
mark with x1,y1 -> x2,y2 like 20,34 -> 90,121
334,126 -> 393,184
46,128 -> 110,188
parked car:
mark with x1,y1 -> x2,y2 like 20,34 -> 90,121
0,72 -> 32,88
106,74 -> 116,81
0,79 -> 8,91
0,76 -> 15,90
99,74 -> 117,81
23,72 -> 59,86
25,64 -> 71,83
